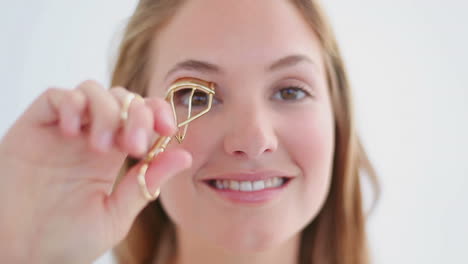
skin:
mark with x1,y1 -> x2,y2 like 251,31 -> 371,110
147,0 -> 335,263
0,80 -> 192,263
0,0 -> 334,263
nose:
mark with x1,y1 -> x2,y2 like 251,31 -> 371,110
223,105 -> 278,159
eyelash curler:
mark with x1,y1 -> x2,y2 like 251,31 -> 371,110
137,77 -> 216,201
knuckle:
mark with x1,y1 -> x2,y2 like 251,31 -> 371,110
77,79 -> 103,91
97,101 -> 121,127
132,103 -> 148,122
42,87 -> 66,107
108,102 -> 121,119
43,87 -> 61,97
108,87 -> 130,105
98,101 -> 119,120
148,97 -> 171,114
109,86 -> 128,94
65,90 -> 86,110
152,97 -> 167,106
136,97 -> 151,112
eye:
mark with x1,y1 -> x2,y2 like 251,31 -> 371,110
272,86 -> 310,101
176,90 -> 208,107
175,90 -> 219,107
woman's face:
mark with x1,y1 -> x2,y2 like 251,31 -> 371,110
147,0 -> 335,252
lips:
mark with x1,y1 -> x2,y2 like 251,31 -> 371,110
200,171 -> 294,204
202,170 -> 294,182
204,177 -> 291,192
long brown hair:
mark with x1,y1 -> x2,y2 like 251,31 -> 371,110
111,0 -> 380,263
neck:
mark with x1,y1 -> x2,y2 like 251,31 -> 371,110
170,229 -> 301,264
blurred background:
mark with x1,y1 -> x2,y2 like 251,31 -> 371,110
1,0 -> 466,263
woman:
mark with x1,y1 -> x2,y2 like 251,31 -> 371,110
0,0 -> 379,263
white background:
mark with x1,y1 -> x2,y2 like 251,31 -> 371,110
1,1 -> 467,263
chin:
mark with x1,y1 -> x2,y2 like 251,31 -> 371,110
210,223 -> 297,254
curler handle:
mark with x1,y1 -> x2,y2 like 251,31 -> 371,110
136,136 -> 173,201
144,136 -> 172,163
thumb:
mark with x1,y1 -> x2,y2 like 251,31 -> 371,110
105,148 -> 192,237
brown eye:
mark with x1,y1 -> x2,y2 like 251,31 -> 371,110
176,90 -> 209,107
189,91 -> 209,107
273,86 -> 309,101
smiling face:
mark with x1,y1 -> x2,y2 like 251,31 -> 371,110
146,0 -> 335,253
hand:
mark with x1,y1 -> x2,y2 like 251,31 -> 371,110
0,80 -> 191,263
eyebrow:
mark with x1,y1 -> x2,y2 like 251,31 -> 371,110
164,54 -> 316,81
268,54 -> 316,71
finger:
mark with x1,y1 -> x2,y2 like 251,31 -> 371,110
105,148 -> 192,235
19,87 -> 87,140
57,89 -> 87,137
144,97 -> 177,136
76,80 -> 120,152
109,87 -> 151,157
27,87 -> 67,126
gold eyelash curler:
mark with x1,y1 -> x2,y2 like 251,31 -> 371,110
137,77 -> 216,201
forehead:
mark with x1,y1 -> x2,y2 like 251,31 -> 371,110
149,0 -> 324,89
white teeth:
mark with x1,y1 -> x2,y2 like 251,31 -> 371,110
252,180 -> 265,191
212,177 -> 287,192
272,177 -> 285,187
230,180 -> 240,191
265,178 -> 273,188
215,180 -> 224,189
240,181 -> 252,191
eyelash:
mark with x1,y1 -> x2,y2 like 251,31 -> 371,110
174,84 -> 312,107
272,85 -> 312,101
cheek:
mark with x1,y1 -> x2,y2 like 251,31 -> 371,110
169,119 -> 218,169
282,107 -> 335,219
292,112 -> 334,172
158,119 -> 219,224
